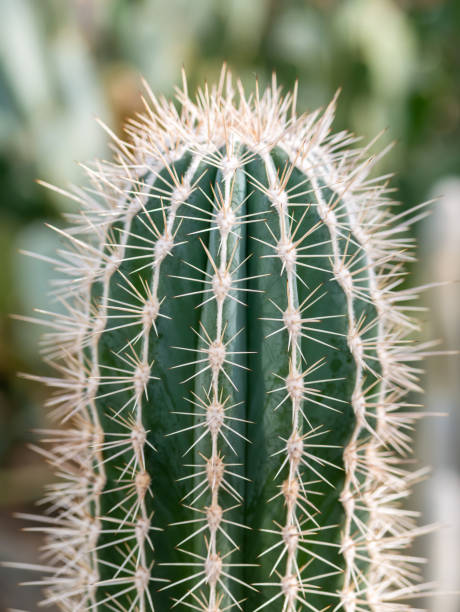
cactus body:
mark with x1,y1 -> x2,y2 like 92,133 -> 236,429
24,69 -> 432,611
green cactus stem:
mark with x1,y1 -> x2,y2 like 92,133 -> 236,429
16,67 -> 436,611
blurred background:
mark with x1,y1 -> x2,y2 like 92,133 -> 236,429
0,0 -> 458,610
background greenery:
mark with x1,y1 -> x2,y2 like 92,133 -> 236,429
0,0 -> 458,610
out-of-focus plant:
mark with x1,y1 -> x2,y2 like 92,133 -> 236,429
420,177 -> 460,612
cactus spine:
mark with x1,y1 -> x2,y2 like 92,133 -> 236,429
19,68 -> 435,611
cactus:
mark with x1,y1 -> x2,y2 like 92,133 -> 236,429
18,67 -> 436,611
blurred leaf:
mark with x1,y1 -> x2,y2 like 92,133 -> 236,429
13,222 -> 65,365
337,0 -> 417,99
0,0 -> 52,118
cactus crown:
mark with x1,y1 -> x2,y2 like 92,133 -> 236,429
18,67 -> 434,611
